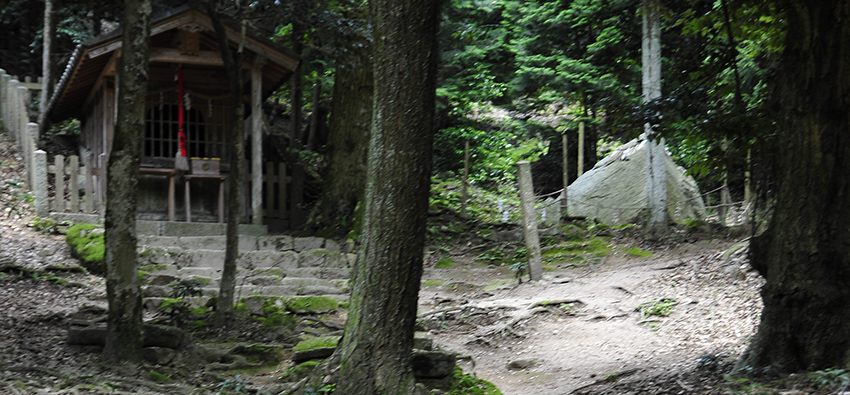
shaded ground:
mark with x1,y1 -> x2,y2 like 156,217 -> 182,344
0,132 -> 843,394
418,237 -> 761,394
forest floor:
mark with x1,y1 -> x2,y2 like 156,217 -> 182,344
0,131 -> 844,394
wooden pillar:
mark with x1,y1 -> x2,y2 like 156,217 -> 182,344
251,59 -> 265,225
561,132 -> 568,220
39,0 -> 53,129
461,141 -> 469,216
517,161 -> 543,282
577,121 -> 585,177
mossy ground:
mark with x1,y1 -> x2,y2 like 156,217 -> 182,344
65,223 -> 105,274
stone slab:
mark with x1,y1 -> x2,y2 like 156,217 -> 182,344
257,235 -> 294,251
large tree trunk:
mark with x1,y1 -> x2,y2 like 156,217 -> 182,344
642,0 -> 667,238
305,19 -> 372,236
334,0 -> 442,393
207,3 -> 244,328
102,0 -> 151,364
737,0 -> 850,373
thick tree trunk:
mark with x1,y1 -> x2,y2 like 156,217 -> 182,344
102,0 -> 151,364
207,4 -> 244,328
306,26 -> 372,236
334,0 -> 442,393
737,0 -> 850,373
642,0 -> 667,238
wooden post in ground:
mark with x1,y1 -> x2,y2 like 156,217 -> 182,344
577,121 -> 585,177
561,132 -> 568,220
251,59 -> 265,225
461,141 -> 469,216
719,138 -> 730,225
516,161 -> 542,281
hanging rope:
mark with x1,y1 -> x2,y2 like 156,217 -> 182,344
176,66 -> 188,158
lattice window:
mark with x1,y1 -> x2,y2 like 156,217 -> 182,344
144,90 -> 228,164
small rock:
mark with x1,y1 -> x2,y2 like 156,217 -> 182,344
412,350 -> 456,379
507,358 -> 539,370
142,346 -> 175,365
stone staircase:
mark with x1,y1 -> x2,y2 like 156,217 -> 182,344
52,214 -> 354,308
137,232 -> 355,307
139,235 -> 355,300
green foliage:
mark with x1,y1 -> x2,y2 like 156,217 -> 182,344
145,371 -> 170,384
811,368 -> 850,389
286,296 -> 339,313
433,126 -> 547,186
65,223 -> 105,274
280,361 -> 320,381
637,299 -> 677,318
449,366 -> 502,395
625,246 -> 653,258
511,261 -> 527,282
685,217 -> 705,231
171,278 -> 203,298
216,374 -> 249,394
723,375 -> 771,395
49,119 -> 81,136
28,217 -> 63,234
155,279 -> 204,328
435,256 -> 454,268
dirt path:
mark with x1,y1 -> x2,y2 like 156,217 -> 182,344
418,240 -> 761,394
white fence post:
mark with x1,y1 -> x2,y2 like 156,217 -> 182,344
8,79 -> 19,141
0,69 -> 6,125
34,150 -> 48,217
25,122 -> 38,188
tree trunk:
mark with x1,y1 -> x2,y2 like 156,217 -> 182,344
38,0 -> 53,130
102,0 -> 151,364
289,23 -> 305,149
737,0 -> 850,374
334,0 -> 442,393
642,0 -> 667,238
207,3 -> 244,328
306,21 -> 372,236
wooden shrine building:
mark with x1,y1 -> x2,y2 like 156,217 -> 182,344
44,6 -> 300,228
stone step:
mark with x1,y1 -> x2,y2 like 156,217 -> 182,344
49,213 -> 269,237
137,234 -> 346,253
143,277 -> 349,305
138,247 -> 355,273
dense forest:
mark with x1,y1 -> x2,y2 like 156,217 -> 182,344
0,0 -> 782,202
3,0 -> 850,394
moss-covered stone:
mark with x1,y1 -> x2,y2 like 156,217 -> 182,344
293,336 -> 340,353
292,336 -> 340,363
285,296 -> 338,313
146,370 -> 171,384
281,360 -> 320,381
65,223 -> 105,274
447,366 -> 502,394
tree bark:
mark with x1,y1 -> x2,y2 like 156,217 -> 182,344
642,0 -> 667,238
38,0 -> 53,130
737,0 -> 850,374
207,3 -> 244,328
102,0 -> 151,364
334,0 -> 442,393
306,19 -> 372,236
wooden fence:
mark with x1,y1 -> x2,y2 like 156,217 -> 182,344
33,151 -> 293,224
